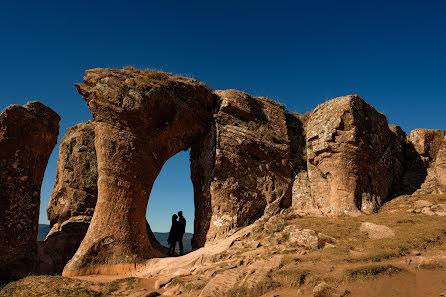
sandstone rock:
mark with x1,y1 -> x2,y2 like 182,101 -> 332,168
294,95 -> 402,215
37,121 -> 97,274
191,89 -> 291,248
162,285 -> 181,296
317,233 -> 337,248
284,225 -> 319,249
313,282 -> 335,297
413,200 -> 433,208
431,203 -> 446,213
155,276 -> 173,289
263,216 -> 285,232
40,122 -> 166,274
406,256 -> 444,270
63,68 -> 214,276
409,129 -> 446,194
421,207 -> 436,216
199,255 -> 283,297
359,222 -> 395,239
47,121 -> 97,228
36,216 -> 91,275
0,101 -> 60,280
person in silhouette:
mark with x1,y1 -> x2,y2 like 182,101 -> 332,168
177,211 -> 186,256
167,214 -> 178,256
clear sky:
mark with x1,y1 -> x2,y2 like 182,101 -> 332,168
1,0 -> 445,233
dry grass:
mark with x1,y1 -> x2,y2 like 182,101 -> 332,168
120,66 -> 212,91
271,269 -> 311,287
286,194 -> 446,264
0,276 -> 136,297
342,264 -> 402,281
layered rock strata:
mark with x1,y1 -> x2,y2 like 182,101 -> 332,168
191,89 -> 291,249
63,68 -> 214,276
0,101 -> 60,280
291,95 -> 405,215
409,129 -> 446,194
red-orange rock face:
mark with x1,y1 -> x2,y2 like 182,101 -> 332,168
292,95 -> 403,215
0,101 -> 60,281
40,121 -> 167,274
38,121 -> 97,274
409,129 -> 446,194
63,68 -> 213,276
191,90 -> 291,248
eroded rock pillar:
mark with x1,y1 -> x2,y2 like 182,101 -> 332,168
0,101 -> 60,281
63,68 -> 212,276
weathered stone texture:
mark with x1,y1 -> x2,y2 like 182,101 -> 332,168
292,95 -> 402,215
191,89 -> 291,248
36,121 -> 97,274
63,68 -> 213,276
47,121 -> 97,228
409,129 -> 446,194
0,101 -> 60,280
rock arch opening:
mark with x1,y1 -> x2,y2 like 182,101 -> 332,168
63,68 -> 214,276
146,149 -> 194,255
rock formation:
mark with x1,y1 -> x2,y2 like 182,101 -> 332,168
49,67 -> 444,277
291,95 -> 405,215
0,101 -> 60,281
191,89 -> 291,248
39,121 -> 170,274
63,68 -> 214,276
409,129 -> 446,194
37,121 -> 97,274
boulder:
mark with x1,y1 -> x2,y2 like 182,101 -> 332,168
288,229 -> 319,250
263,216 -> 285,233
359,222 -> 395,239
0,101 -> 60,280
413,200 -> 433,208
294,95 -> 404,215
63,68 -> 214,276
191,89 -> 291,248
313,282 -> 336,297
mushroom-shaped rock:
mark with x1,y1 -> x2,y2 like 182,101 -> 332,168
63,68 -> 213,276
0,101 -> 60,281
41,121 -> 166,274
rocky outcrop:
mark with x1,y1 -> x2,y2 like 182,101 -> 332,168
191,89 -> 291,249
37,122 -> 97,274
47,121 -> 97,229
409,129 -> 446,194
0,101 -> 60,281
63,68 -> 214,276
39,121 -> 168,274
291,95 -> 404,215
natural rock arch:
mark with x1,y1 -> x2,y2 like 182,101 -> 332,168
63,68 -> 214,276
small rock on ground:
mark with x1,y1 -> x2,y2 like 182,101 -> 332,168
359,222 -> 395,239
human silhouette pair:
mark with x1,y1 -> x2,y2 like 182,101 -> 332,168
167,211 -> 186,256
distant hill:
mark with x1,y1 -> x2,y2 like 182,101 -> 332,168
37,224 -> 192,252
38,224 -> 51,241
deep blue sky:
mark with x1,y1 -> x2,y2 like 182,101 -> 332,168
1,0 -> 445,232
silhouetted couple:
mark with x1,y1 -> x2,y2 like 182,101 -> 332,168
168,211 -> 186,256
